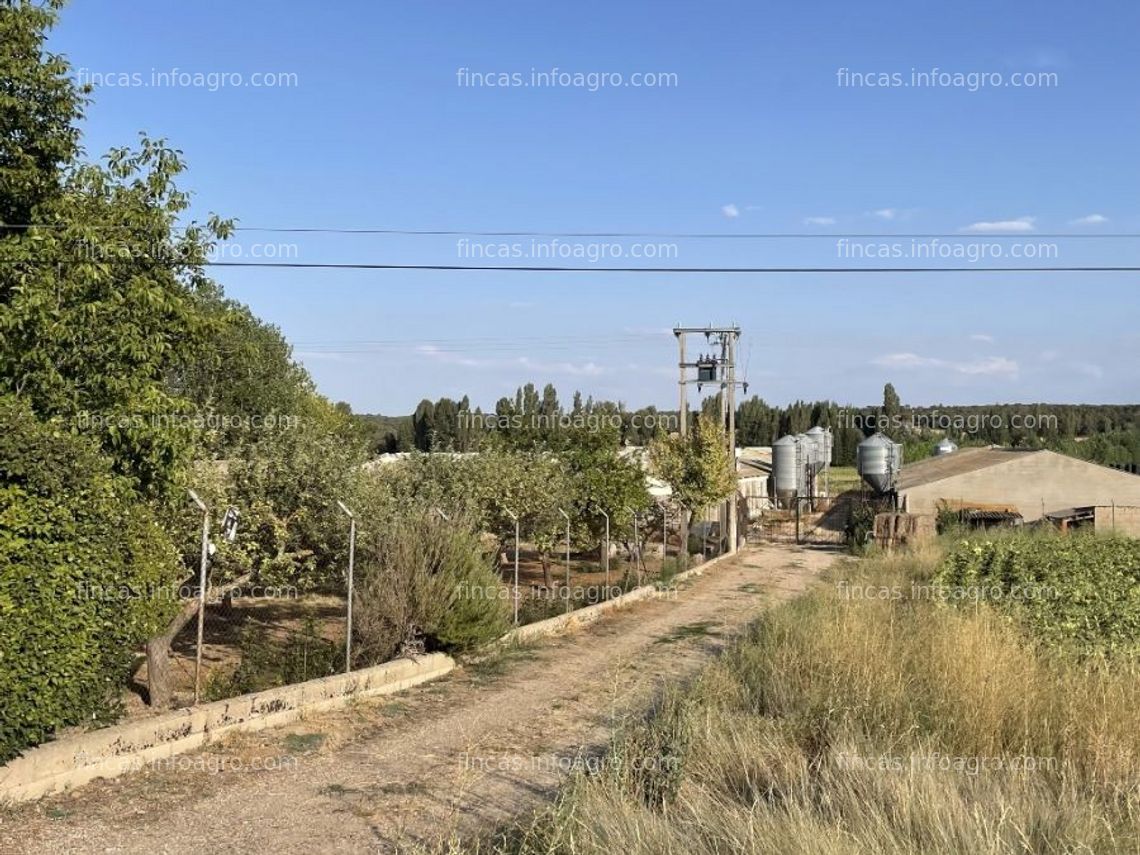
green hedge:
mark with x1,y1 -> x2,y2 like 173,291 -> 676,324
0,397 -> 179,762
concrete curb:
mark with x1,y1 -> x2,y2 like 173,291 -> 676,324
499,548 -> 740,645
0,652 -> 454,805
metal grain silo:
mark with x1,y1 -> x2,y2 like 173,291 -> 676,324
796,433 -> 818,471
805,426 -> 832,471
772,435 -> 801,506
856,433 -> 901,493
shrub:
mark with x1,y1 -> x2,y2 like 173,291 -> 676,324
0,397 -> 180,761
204,617 -> 343,700
351,512 -> 508,665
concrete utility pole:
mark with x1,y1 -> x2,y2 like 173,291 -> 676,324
678,332 -> 687,436
726,333 -> 738,553
673,325 -> 745,557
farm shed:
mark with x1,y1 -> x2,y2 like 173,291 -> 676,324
896,447 -> 1140,533
1045,504 -> 1140,536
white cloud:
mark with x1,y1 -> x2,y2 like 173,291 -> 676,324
960,216 -> 1036,234
970,333 -> 995,343
803,216 -> 836,226
872,352 -> 1019,378
295,351 -> 351,362
1039,349 -> 1059,362
1069,213 -> 1109,226
416,345 -> 608,377
516,356 -> 605,377
956,357 -> 1019,376
874,353 -> 941,369
871,208 -> 897,220
721,203 -> 740,218
1074,362 -> 1104,379
415,344 -> 487,368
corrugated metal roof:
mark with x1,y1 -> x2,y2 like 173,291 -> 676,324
897,447 -> 1040,491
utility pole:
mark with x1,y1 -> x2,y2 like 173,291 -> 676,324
673,325 -> 745,558
678,332 -> 687,436
726,333 -> 738,553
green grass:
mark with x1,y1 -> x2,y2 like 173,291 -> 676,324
653,620 -> 720,645
282,732 -> 326,754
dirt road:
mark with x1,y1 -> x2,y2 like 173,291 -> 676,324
0,544 -> 839,854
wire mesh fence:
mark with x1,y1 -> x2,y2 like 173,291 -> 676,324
116,497 -> 737,716
132,580 -> 350,710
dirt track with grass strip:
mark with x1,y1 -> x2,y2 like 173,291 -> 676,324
0,544 -> 839,855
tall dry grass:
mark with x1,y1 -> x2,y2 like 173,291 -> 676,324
452,541 -> 1140,855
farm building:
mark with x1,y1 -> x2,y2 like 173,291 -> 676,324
895,447 -> 1140,535
737,446 -> 773,514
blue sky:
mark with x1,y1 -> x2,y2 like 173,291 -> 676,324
50,0 -> 1139,413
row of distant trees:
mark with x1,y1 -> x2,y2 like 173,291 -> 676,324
357,383 -> 672,454
357,382 -> 1140,467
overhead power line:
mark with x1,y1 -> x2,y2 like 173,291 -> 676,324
4,259 -> 1137,273
6,223 -> 1140,239
205,262 -> 1140,273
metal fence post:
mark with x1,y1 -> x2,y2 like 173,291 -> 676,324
505,508 -> 519,625
626,506 -> 642,583
188,490 -> 209,705
559,509 -> 571,613
336,501 -> 356,673
600,509 -> 610,597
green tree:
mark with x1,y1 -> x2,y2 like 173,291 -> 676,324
0,0 -> 85,233
882,382 -> 901,423
649,418 -> 736,549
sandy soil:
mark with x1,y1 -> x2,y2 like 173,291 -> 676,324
0,544 -> 840,855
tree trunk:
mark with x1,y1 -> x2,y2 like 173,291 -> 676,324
145,598 -> 199,709
540,551 -> 552,589
144,573 -> 250,708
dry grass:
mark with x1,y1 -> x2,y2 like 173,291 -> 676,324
446,541 -> 1140,855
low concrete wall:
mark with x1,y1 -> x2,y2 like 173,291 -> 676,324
0,652 -> 454,805
500,548 -> 735,645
